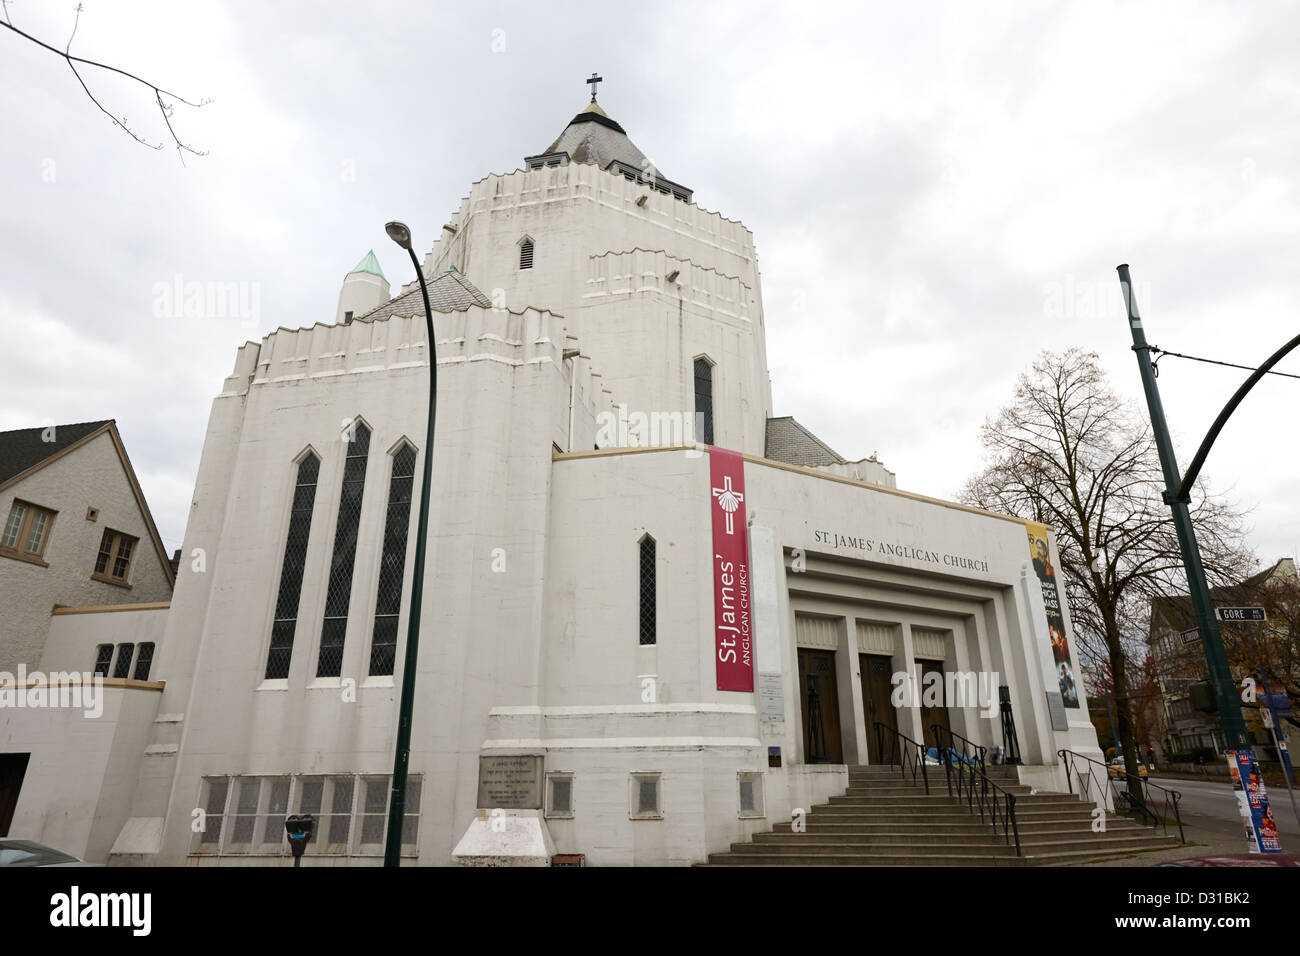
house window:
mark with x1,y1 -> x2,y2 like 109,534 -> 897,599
630,772 -> 662,819
694,357 -> 714,445
1,500 -> 56,562
92,528 -> 138,585
265,452 -> 321,680
112,643 -> 135,679
370,443 -> 417,676
519,238 -> 534,270
318,422 -> 371,678
93,644 -> 114,677
638,534 -> 656,645
133,642 -> 156,681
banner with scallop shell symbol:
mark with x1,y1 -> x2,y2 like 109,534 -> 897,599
709,447 -> 753,692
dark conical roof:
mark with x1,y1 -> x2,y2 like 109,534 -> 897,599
525,100 -> 692,202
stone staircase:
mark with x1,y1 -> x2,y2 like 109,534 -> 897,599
703,765 -> 1180,866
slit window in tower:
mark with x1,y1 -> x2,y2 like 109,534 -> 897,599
318,423 -> 371,678
639,534 -> 656,646
694,357 -> 714,445
519,239 -> 534,270
265,452 -> 320,680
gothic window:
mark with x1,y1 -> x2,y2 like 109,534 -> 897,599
639,534 -> 656,646
694,356 -> 714,445
370,442 -> 417,676
519,236 -> 534,270
265,451 -> 321,680
317,422 -> 372,678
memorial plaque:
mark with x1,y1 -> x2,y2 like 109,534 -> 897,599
758,673 -> 785,723
1045,691 -> 1069,731
476,755 -> 544,809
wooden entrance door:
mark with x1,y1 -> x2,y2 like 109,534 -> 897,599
917,660 -> 952,750
798,648 -> 843,764
860,654 -> 897,764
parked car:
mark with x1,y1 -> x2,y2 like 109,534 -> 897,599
1107,757 -> 1149,779
0,839 -> 95,867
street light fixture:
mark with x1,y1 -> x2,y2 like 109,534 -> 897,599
382,220 -> 436,867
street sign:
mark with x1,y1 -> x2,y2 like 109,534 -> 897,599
1216,607 -> 1267,622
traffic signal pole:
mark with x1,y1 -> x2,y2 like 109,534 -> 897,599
1117,265 -> 1250,750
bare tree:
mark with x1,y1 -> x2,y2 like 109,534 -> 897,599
961,348 -> 1255,801
1,4 -> 209,161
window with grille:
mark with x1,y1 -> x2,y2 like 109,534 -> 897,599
192,773 -> 421,857
265,452 -> 320,680
630,772 -> 662,819
1,500 -> 55,562
92,528 -> 137,585
694,357 -> 714,445
93,644 -> 114,677
370,443 -> 416,676
546,772 -> 574,818
519,238 -> 534,270
638,534 -> 656,645
318,423 -> 371,678
112,643 -> 135,679
133,642 -> 155,680
738,771 -> 765,817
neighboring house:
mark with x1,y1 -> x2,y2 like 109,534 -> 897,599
0,420 -> 175,671
1148,558 -> 1298,757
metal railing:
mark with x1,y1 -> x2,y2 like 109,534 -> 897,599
933,725 -> 1021,855
1058,749 -> 1186,844
873,722 -> 930,794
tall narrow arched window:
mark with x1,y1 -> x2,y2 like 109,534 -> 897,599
370,442 -> 417,676
265,451 -> 320,679
639,534 -> 656,645
317,421 -> 371,678
519,236 -> 534,270
694,357 -> 714,445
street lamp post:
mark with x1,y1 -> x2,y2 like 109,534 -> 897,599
383,220 -> 436,867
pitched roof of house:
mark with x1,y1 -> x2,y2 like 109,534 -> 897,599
0,420 -> 114,486
0,419 -> 175,588
359,269 -> 493,322
764,416 -> 847,467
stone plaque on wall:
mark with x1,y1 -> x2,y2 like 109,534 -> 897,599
476,755 -> 544,809
758,673 -> 785,723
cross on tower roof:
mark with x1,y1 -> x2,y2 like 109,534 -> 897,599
587,72 -> 602,102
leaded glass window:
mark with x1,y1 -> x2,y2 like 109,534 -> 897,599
265,452 -> 320,679
317,423 -> 371,677
694,357 -> 714,445
639,534 -> 656,645
370,442 -> 416,676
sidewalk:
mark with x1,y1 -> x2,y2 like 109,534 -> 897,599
1078,818 -> 1251,867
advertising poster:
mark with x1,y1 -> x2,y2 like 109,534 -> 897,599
1026,521 -> 1079,707
1227,750 -> 1283,853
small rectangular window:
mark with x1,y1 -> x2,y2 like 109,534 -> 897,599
630,772 -> 662,819
92,528 -> 139,585
1,500 -> 56,561
112,643 -> 135,679
546,772 -> 575,818
93,644 -> 114,677
133,642 -> 156,681
196,777 -> 230,851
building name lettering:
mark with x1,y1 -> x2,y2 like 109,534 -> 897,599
812,530 -> 989,573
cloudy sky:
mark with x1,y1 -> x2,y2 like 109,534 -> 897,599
2,1 -> 1297,565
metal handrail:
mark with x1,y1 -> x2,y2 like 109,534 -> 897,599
873,722 -> 930,794
933,724 -> 1021,855
1058,748 -> 1186,843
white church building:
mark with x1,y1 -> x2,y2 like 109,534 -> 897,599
2,82 -> 1102,866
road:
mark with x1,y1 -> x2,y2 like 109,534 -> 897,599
1160,775 -> 1300,842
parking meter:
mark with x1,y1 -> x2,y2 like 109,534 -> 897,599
285,813 -> 314,867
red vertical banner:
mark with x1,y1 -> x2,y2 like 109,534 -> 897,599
709,447 -> 753,692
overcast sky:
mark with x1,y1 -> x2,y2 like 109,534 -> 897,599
2,1 -> 1297,567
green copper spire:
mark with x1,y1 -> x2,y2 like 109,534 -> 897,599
349,249 -> 386,279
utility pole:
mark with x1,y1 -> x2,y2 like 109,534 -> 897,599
1117,265 -> 1250,749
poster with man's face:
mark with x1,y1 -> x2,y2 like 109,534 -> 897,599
1026,521 -> 1079,708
